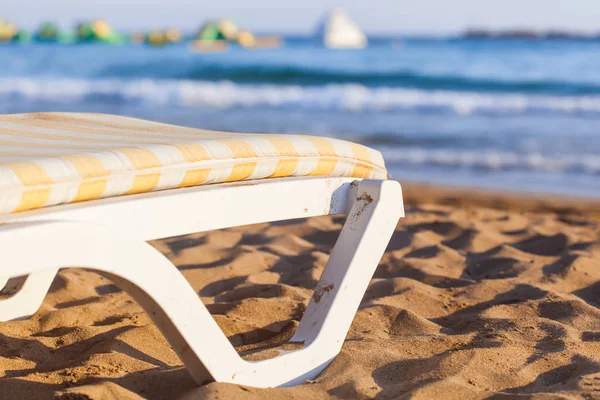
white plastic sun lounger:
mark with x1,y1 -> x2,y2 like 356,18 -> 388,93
0,113 -> 404,388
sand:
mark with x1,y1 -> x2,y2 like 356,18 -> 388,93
1,182 -> 600,399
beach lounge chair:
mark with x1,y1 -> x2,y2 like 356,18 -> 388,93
0,113 -> 404,388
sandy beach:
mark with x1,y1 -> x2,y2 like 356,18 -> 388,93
0,182 -> 599,399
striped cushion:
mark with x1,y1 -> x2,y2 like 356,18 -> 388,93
0,113 -> 387,214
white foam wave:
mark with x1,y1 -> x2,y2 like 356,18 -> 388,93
382,148 -> 600,174
3,77 -> 600,115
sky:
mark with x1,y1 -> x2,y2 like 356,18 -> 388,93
4,0 -> 600,35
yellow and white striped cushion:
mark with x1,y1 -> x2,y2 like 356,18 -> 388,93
0,113 -> 388,214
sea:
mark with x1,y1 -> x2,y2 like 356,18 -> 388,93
1,36 -> 600,197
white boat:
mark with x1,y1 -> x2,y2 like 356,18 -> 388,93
316,9 -> 367,49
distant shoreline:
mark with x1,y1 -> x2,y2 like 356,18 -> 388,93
462,29 -> 600,40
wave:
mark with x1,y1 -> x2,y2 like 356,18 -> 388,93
4,78 -> 600,115
98,63 -> 600,95
383,148 -> 600,174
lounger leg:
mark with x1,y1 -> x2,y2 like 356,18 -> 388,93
0,270 -> 59,321
0,221 -> 246,384
224,179 -> 404,386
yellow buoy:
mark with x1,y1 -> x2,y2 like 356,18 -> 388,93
165,28 -> 182,43
92,19 -> 112,39
237,30 -> 256,48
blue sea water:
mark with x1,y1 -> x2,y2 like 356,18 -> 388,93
1,37 -> 600,197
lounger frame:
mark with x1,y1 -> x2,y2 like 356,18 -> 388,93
0,177 -> 403,388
